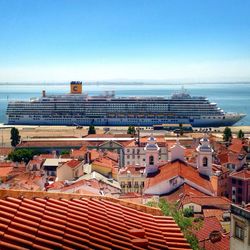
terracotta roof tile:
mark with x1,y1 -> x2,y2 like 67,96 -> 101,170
229,138 -> 244,153
199,233 -> 230,250
230,169 -> 250,179
161,183 -> 207,203
63,160 -> 81,169
0,190 -> 191,249
0,167 -> 13,177
181,195 -> 231,209
203,209 -> 225,221
193,216 -> 223,241
145,160 -> 214,194
0,147 -> 13,156
193,216 -> 229,250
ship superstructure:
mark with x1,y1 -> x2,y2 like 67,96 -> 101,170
6,81 -> 245,127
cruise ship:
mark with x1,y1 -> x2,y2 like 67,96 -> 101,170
6,81 -> 246,127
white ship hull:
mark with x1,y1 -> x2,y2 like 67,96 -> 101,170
7,113 -> 245,127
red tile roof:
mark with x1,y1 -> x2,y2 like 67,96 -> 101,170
230,169 -> 250,180
229,138 -> 244,153
17,140 -> 87,148
161,183 -> 207,203
105,151 -> 119,162
199,233 -> 230,250
193,216 -> 229,250
181,195 -> 231,209
193,216 -> 223,241
217,150 -> 244,165
0,167 -> 13,177
203,209 -> 225,221
90,149 -> 102,161
70,148 -> 87,159
0,147 -> 13,156
0,190 -> 191,250
39,154 -> 56,160
145,160 -> 214,194
0,162 -> 13,168
64,160 -> 81,169
119,165 -> 145,176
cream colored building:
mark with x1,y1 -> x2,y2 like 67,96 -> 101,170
230,204 -> 250,250
124,136 -> 168,167
57,160 -> 84,181
118,166 -> 146,194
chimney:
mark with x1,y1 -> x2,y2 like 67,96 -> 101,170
42,90 -> 46,97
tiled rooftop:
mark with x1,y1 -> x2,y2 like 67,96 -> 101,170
145,160 -> 214,194
181,195 -> 231,209
193,216 -> 223,241
64,160 -> 82,169
0,147 -> 13,156
193,216 -> 229,250
0,190 -> 190,250
203,209 -> 225,221
161,183 -> 207,203
230,169 -> 250,180
199,233 -> 230,250
0,167 -> 13,177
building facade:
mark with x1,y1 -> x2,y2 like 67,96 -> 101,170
230,204 -> 250,250
228,169 -> 250,205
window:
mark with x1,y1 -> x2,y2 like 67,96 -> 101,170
235,222 -> 244,240
232,179 -> 236,184
238,196 -> 242,203
189,205 -> 194,211
149,155 -> 154,165
238,180 -> 242,185
238,188 -> 242,194
203,157 -> 208,167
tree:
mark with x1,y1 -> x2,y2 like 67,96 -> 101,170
61,150 -> 70,155
179,123 -> 184,136
8,149 -> 35,164
88,125 -> 96,135
10,127 -> 21,147
237,129 -> 244,139
127,126 -> 136,135
147,199 -> 201,250
223,127 -> 232,142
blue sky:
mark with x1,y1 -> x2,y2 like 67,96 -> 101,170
0,0 -> 250,82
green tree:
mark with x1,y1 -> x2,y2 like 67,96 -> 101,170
61,150 -> 70,155
88,125 -> 96,135
8,149 -> 35,164
179,123 -> 184,136
127,126 -> 136,135
237,129 -> 244,139
10,127 -> 21,147
147,199 -> 201,250
223,127 -> 232,142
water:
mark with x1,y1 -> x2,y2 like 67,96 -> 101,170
0,82 -> 249,125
